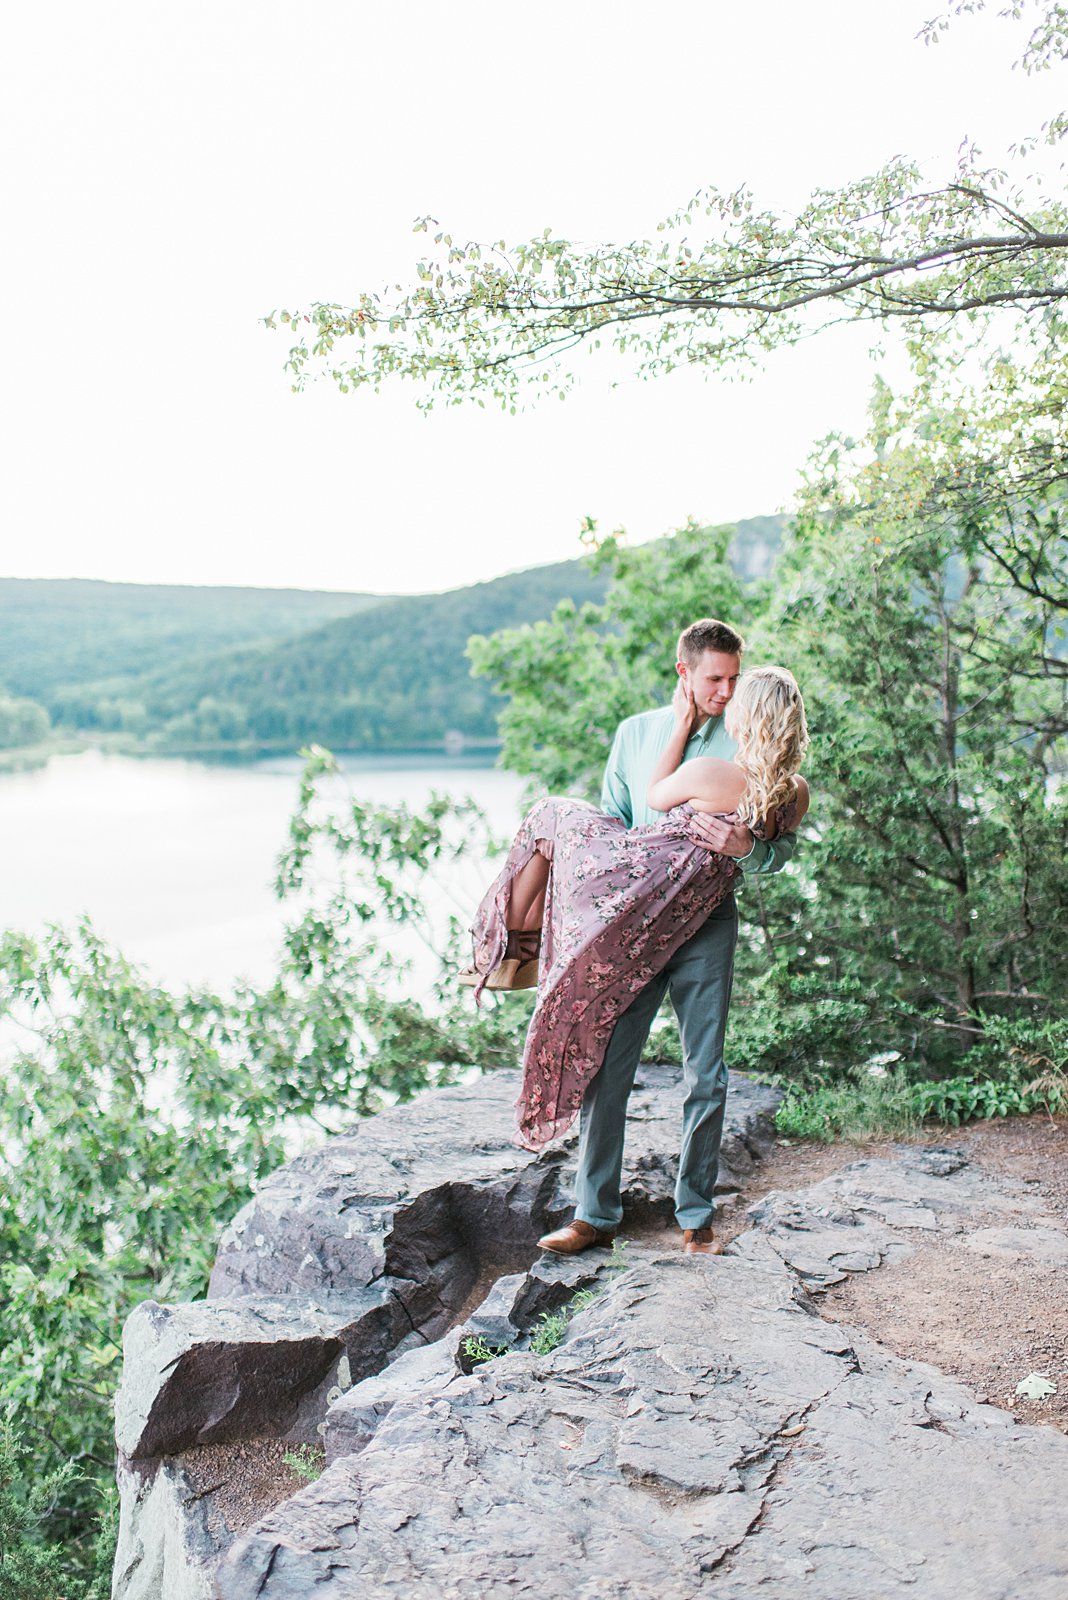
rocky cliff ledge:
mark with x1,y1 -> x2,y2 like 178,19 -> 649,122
111,1068 -> 1068,1599
111,1065 -> 778,1598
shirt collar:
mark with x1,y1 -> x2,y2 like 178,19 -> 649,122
688,715 -> 721,750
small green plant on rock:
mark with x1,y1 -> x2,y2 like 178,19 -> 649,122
530,1287 -> 601,1356
283,1445 -> 325,1484
529,1309 -> 569,1356
461,1335 -> 510,1366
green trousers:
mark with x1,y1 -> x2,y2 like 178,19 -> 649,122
573,894 -> 738,1232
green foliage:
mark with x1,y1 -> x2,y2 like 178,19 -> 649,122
0,1424 -> 76,1598
959,1012 -> 1068,1079
528,1309 -> 574,1356
726,970 -> 876,1079
906,1073 -> 1040,1125
0,1423 -> 113,1599
766,405 -> 1068,1064
0,694 -> 50,751
774,1073 -> 921,1143
273,165 -> 1066,413
0,754 -> 530,1579
529,1289 -> 601,1356
271,6 -> 1066,415
283,1446 -> 325,1484
81,1489 -> 117,1600
0,578 -> 381,705
461,1336 -> 511,1366
133,559 -> 606,755
774,1050 -> 1068,1142
528,1245 -> 627,1355
469,382 -> 1066,1077
31,560 -> 607,757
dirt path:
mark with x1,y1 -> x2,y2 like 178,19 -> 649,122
820,1114 -> 1068,1434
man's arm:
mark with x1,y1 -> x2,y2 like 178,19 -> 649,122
688,814 -> 798,875
600,725 -> 633,825
739,828 -> 797,876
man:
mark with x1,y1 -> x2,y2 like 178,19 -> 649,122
537,618 -> 797,1257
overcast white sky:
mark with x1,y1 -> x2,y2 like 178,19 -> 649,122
1,2 -> 1061,595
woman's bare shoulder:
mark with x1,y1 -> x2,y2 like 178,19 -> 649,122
682,757 -> 747,813
792,775 -> 810,821
689,756 -> 746,789
690,755 -> 743,779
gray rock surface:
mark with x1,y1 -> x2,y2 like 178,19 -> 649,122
112,1458 -> 219,1600
321,1335 -> 463,1464
738,1143 -> 1056,1287
114,1072 -> 1068,1600
113,1066 -> 780,1599
116,1294 -> 393,1460
212,1147 -> 1068,1600
208,1067 -> 779,1305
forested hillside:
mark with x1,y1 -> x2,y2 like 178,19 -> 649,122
52,558 -> 609,750
0,578 -> 387,700
10,518 -> 783,756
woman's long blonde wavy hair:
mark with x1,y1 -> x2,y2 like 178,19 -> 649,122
725,666 -> 808,828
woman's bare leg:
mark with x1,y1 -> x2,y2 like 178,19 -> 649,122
507,846 -> 550,931
460,832 -> 549,990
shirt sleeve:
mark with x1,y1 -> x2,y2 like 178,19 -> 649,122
600,725 -> 633,825
738,827 -> 797,877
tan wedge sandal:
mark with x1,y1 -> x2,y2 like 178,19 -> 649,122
458,929 -> 540,991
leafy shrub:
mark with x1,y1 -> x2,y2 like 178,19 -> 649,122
774,1056 -> 1068,1143
0,1423 -> 114,1600
959,1013 -> 1068,1082
907,1073 -> 1054,1126
529,1289 -> 600,1356
774,1073 -> 919,1142
0,754 -> 528,1581
727,969 -> 876,1079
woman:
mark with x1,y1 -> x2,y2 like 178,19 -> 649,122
461,666 -> 810,1151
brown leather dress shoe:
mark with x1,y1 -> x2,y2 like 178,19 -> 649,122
537,1219 -> 615,1254
682,1227 -> 724,1255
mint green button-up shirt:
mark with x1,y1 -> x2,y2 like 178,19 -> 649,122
600,705 -> 797,877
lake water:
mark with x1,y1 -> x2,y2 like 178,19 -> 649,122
0,750 -> 526,990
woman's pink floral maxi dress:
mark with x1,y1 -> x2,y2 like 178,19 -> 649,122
469,795 -> 782,1152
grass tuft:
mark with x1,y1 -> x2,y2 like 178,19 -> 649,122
773,1067 -> 1068,1143
283,1445 -> 325,1484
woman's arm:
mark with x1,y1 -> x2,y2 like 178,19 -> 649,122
647,682 -> 747,813
645,681 -> 697,809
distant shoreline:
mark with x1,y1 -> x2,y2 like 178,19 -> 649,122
0,734 -> 504,776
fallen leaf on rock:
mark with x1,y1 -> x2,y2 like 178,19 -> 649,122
1015,1373 -> 1057,1399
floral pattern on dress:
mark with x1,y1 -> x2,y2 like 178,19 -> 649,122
468,790 -> 800,1152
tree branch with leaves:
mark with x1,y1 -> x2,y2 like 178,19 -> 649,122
265,6 -> 1067,415
267,161 -> 1067,411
